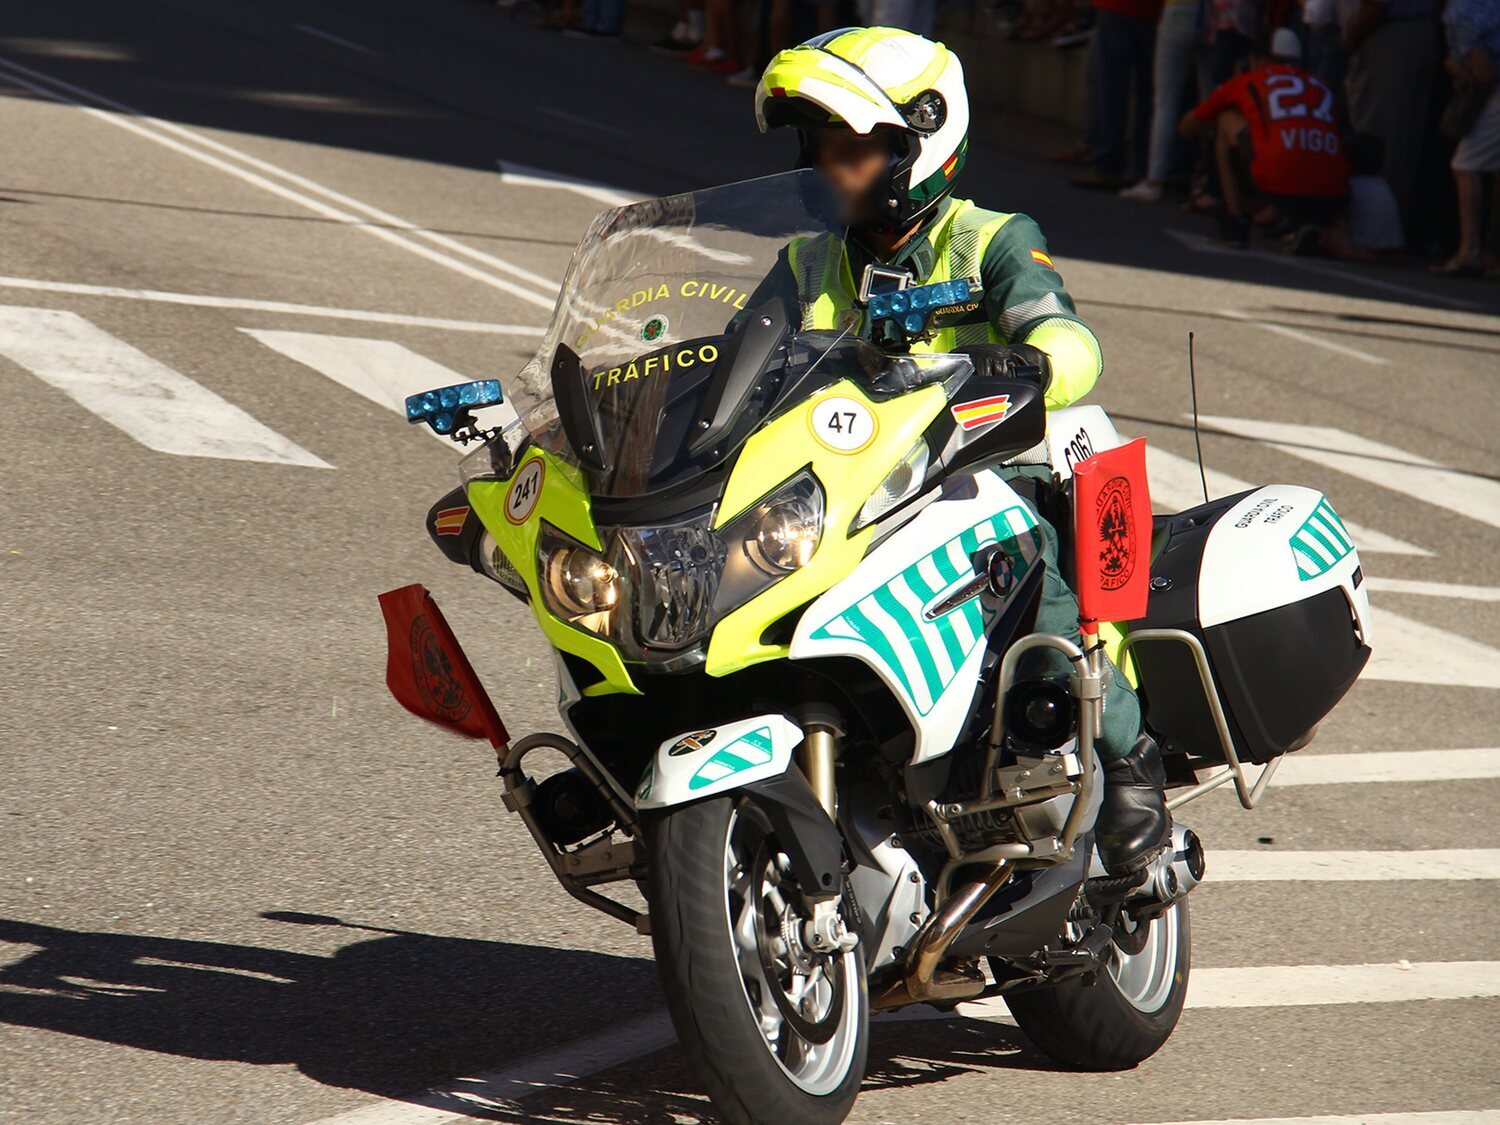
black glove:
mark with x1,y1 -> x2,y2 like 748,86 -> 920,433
954,343 -> 1053,393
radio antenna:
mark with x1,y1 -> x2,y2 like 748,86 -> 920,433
1188,331 -> 1209,504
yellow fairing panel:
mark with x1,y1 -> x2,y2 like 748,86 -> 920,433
706,379 -> 947,677
468,448 -> 641,697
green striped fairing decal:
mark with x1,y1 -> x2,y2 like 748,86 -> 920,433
689,726 -> 775,790
1291,499 -> 1354,580
808,507 -> 1041,715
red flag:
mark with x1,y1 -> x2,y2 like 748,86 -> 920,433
1072,438 -> 1153,631
378,584 -> 509,749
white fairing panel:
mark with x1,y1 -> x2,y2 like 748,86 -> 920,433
1198,485 -> 1371,642
635,714 -> 804,810
791,471 -> 1046,763
1007,405 -> 1123,481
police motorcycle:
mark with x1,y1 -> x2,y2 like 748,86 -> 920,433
379,170 -> 1372,1125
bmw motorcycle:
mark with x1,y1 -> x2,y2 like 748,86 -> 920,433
380,170 -> 1372,1124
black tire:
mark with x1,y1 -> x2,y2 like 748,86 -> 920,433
647,796 -> 868,1125
1002,898 -> 1190,1070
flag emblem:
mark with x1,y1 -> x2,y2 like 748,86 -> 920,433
433,506 -> 469,536
942,153 -> 959,178
950,394 -> 1013,431
1030,248 -> 1055,269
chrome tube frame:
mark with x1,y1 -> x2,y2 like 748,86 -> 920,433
499,732 -> 649,933
1116,628 -> 1281,811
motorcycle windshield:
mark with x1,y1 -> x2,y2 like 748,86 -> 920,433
510,169 -> 847,498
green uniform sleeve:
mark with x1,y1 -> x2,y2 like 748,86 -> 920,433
979,214 -> 1103,410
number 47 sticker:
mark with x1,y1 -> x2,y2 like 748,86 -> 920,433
810,396 -> 877,454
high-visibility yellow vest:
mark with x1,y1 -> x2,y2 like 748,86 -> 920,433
787,198 -> 1013,354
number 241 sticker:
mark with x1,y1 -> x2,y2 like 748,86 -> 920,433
809,396 -> 877,454
505,459 -> 545,524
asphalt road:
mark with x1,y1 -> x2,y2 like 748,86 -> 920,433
1,3 -> 1498,1123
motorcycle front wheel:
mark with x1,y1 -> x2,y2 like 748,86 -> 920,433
647,795 -> 868,1125
1001,898 -> 1190,1070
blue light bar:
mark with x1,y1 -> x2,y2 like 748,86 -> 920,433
865,277 -> 980,337
404,379 -> 502,434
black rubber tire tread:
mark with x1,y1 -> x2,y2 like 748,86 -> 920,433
1002,899 -> 1190,1070
646,797 -> 868,1125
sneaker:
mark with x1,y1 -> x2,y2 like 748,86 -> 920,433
650,34 -> 699,54
1119,180 -> 1162,203
1053,26 -> 1094,48
726,65 -> 758,88
684,46 -> 721,64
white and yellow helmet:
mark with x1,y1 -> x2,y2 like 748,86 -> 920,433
754,27 -> 970,227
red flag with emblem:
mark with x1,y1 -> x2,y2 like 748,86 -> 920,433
1071,438 -> 1153,632
378,584 -> 508,749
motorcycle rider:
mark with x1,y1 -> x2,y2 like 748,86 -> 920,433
753,27 -> 1169,875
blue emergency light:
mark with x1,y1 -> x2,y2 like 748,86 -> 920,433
865,277 -> 981,339
404,379 -> 502,436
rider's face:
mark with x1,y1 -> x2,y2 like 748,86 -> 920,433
808,129 -> 894,225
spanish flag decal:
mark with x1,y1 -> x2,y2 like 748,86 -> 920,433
942,153 -> 959,179
950,394 -> 1013,432
433,506 -> 470,536
1030,248 -> 1055,269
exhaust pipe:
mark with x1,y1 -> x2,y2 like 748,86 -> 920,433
1146,825 -> 1205,904
871,860 -> 1014,1009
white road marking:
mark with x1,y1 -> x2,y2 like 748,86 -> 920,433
1144,444 -> 1431,556
0,306 -> 328,467
1363,576 -> 1500,602
304,1008 -> 676,1125
1164,228 -> 1482,310
242,329 -> 518,440
1216,309 -> 1389,365
1270,747 -> 1500,786
0,275 -> 545,336
494,160 -> 638,207
1144,1110 -> 1500,1124
1361,606 -> 1500,690
295,24 -> 385,57
948,961 -> 1500,1022
0,56 -> 561,309
1210,849 -> 1500,881
1196,415 -> 1500,534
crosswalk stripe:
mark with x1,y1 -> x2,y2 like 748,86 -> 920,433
948,961 -> 1500,1023
1196,415 -> 1500,534
1264,747 -> 1500,786
1361,606 -> 1500,690
1210,849 -> 1500,881
1144,445 -> 1431,557
1143,1110 -> 1500,1124
1364,577 -> 1500,602
242,329 -> 518,442
1216,308 -> 1390,365
0,306 -> 328,467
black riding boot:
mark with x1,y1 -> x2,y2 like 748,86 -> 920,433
1096,734 -> 1171,875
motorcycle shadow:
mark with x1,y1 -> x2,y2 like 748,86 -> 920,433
0,912 -> 1063,1122
0,910 -> 662,1105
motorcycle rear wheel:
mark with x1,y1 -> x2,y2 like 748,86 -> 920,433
1001,898 -> 1190,1070
647,795 -> 868,1125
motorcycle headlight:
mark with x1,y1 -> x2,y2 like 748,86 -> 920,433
538,526 -> 620,633
749,493 -> 823,573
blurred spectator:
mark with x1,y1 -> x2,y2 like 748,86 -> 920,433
1343,0 -> 1441,223
652,0 -> 705,52
1301,0 -> 1349,127
1432,0 -> 1500,275
1120,0 -> 1202,201
1180,29 -> 1349,245
574,0 -> 626,38
537,0 -> 583,30
1203,0 -> 1262,88
1074,0 -> 1162,190
1289,133 -> 1404,259
684,0 -> 744,73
